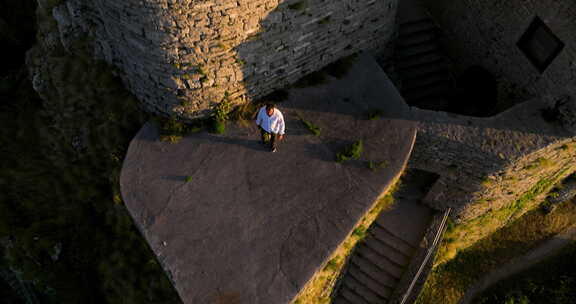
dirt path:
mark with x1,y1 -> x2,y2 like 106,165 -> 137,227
459,225 -> 576,304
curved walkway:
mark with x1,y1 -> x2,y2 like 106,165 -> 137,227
459,225 -> 576,304
120,54 -> 417,304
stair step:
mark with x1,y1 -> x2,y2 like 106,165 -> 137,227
402,78 -> 454,92
344,275 -> 387,303
348,265 -> 395,298
403,75 -> 452,91
397,52 -> 444,70
396,44 -> 439,60
411,97 -> 452,110
398,27 -> 436,45
399,19 -> 436,36
340,285 -> 371,304
357,243 -> 405,278
363,235 -> 411,265
397,30 -> 437,48
332,296 -> 354,304
403,83 -> 452,101
374,221 -> 420,251
351,255 -> 404,287
398,59 -> 451,80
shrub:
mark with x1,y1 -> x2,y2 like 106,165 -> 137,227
323,258 -> 339,271
185,176 -> 193,183
210,98 -> 231,134
336,140 -> 363,163
352,225 -> 367,239
211,119 -> 226,134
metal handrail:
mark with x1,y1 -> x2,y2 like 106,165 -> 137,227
399,208 -> 451,304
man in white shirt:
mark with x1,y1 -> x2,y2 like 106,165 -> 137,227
255,103 -> 285,152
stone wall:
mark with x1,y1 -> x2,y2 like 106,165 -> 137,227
53,0 -> 397,119
410,93 -> 576,222
420,0 -> 576,108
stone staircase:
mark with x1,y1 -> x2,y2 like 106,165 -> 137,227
394,14 -> 455,111
331,170 -> 436,304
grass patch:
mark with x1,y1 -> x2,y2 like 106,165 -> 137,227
368,160 -> 388,171
323,257 -> 339,272
525,157 -> 554,170
298,115 -> 321,136
157,117 -> 203,143
435,167 -> 570,266
336,140 -> 363,163
352,225 -> 368,239
418,182 -> 576,304
474,241 -> 576,304
364,108 -> 385,120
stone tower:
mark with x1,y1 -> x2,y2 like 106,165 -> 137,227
53,0 -> 398,119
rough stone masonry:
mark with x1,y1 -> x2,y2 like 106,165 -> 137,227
52,0 -> 398,120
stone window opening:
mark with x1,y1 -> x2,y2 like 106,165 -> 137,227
517,16 -> 565,73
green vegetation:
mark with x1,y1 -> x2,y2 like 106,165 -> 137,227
1,60 -> 180,303
481,177 -> 494,187
474,241 -> 576,304
157,117 -> 203,143
323,257 -> 339,272
298,115 -> 321,136
435,166 -> 571,266
352,225 -> 368,239
524,157 -> 554,170
336,140 -> 363,163
364,108 -> 385,120
210,97 -> 231,134
417,196 -> 576,304
185,176 -> 193,183
368,160 -> 388,171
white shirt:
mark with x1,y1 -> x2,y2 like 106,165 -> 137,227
256,106 -> 285,135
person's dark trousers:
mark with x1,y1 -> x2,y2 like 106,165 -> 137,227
259,126 -> 277,150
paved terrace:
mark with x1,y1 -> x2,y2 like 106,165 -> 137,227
120,54 -> 417,304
